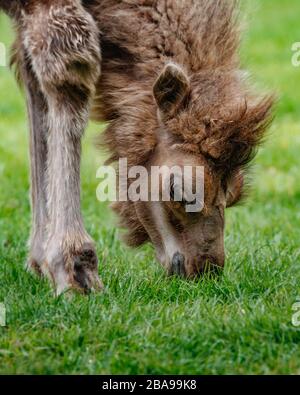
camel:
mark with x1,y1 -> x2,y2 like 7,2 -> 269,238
0,0 -> 274,293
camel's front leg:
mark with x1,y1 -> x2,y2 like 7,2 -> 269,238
22,60 -> 48,276
22,0 -> 102,294
44,93 -> 103,294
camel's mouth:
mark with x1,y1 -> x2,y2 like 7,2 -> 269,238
169,252 -> 224,279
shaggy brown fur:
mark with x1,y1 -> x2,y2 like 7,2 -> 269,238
1,0 -> 274,287
88,0 -> 274,249
1,0 -> 103,293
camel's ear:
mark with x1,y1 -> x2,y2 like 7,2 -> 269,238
153,63 -> 190,118
226,171 -> 244,208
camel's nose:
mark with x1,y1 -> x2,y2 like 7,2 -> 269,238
169,253 -> 224,278
170,252 -> 186,277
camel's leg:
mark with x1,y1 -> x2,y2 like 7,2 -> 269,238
22,57 -> 48,276
44,91 -> 103,295
22,0 -> 102,294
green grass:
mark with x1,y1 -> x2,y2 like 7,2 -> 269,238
1,0 -> 300,374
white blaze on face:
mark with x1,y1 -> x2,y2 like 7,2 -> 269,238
151,202 -> 183,263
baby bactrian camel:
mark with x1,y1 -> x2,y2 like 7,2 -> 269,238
0,0 -> 273,294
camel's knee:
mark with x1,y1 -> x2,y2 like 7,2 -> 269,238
22,0 -> 101,97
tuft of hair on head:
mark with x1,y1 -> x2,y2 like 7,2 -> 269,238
201,93 -> 275,175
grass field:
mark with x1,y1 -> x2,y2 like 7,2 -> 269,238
1,0 -> 300,375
